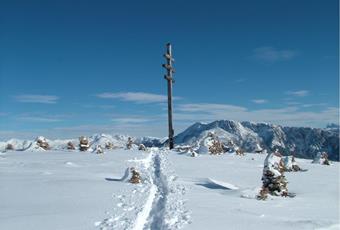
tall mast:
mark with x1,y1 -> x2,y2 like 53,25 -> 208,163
162,43 -> 175,149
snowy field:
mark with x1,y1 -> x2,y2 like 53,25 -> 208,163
0,149 -> 339,230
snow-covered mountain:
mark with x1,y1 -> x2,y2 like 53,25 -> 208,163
1,120 -> 338,161
174,120 -> 339,161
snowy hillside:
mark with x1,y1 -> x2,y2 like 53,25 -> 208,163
0,148 -> 338,230
174,120 -> 340,161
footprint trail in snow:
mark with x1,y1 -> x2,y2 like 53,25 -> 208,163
98,149 -> 190,230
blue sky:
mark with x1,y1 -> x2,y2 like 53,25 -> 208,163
0,0 -> 338,139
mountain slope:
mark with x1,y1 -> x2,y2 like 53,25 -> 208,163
174,120 -> 339,161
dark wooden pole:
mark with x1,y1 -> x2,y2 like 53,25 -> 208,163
163,43 -> 175,149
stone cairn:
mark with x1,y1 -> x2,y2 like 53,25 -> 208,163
255,144 -> 264,154
95,145 -> 104,154
208,133 -> 224,155
79,136 -> 90,151
235,147 -> 245,156
138,144 -> 146,151
291,156 -> 302,171
190,149 -> 198,157
312,152 -> 330,165
105,142 -> 114,150
129,168 -> 141,184
36,136 -> 50,150
67,141 -> 76,150
6,143 -> 14,151
284,155 -> 302,172
126,137 -> 134,150
257,150 -> 289,200
209,140 -> 224,155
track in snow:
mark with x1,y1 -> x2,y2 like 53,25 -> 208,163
145,154 -> 168,229
99,150 -> 189,230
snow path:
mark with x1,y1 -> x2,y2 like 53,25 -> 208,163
99,149 -> 189,230
144,153 -> 169,229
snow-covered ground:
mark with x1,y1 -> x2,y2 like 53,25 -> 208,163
0,149 -> 339,230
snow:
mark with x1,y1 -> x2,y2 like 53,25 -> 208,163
0,148 -> 338,229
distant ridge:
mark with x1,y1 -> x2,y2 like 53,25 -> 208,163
174,120 -> 339,161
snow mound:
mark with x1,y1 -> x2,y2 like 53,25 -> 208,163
206,178 -> 239,190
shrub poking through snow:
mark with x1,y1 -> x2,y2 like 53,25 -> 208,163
257,150 -> 289,200
312,152 -> 330,165
79,136 -> 90,151
126,137 -> 134,150
129,167 -> 141,184
138,144 -> 146,151
36,136 -> 50,150
105,142 -> 114,150
95,145 -> 104,154
67,141 -> 76,150
5,143 -> 14,151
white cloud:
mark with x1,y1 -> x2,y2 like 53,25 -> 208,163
14,94 -> 59,104
112,117 -> 150,124
16,113 -> 70,122
96,92 -> 175,103
286,90 -> 309,97
301,103 -> 327,108
175,103 -> 339,128
252,99 -> 268,104
178,103 -> 246,113
253,47 -> 298,62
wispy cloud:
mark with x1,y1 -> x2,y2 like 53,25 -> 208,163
301,103 -> 327,108
96,92 -> 176,103
252,47 -> 298,62
14,94 -> 59,104
17,116 -> 62,122
16,113 -> 69,122
286,90 -> 309,97
178,103 -> 246,113
0,112 -> 8,116
235,78 -> 247,83
251,99 -> 268,104
175,103 -> 339,127
112,117 -> 150,124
